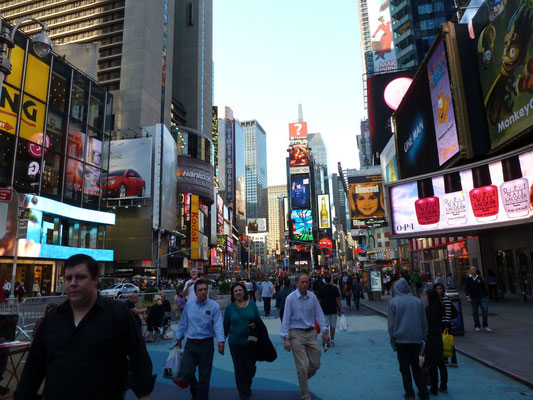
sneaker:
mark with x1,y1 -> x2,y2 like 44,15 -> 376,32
484,327 -> 492,332
329,340 -> 335,347
475,327 -> 481,331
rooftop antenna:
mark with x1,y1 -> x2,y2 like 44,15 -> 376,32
298,103 -> 303,122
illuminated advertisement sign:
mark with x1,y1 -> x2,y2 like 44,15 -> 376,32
368,70 -> 415,156
291,209 -> 313,241
217,194 -> 224,234
368,0 -> 397,73
291,174 -> 310,209
380,135 -> 399,184
289,143 -> 310,167
427,40 -> 460,166
395,71 -> 440,179
104,138 -> 152,199
348,174 -> 387,229
176,155 -> 215,204
289,122 -> 308,140
317,194 -> 331,229
247,218 -> 267,233
473,0 -> 533,150
284,196 -> 289,231
388,146 -> 533,237
161,126 -> 177,231
318,238 -> 333,256
225,120 -> 235,201
190,195 -> 200,259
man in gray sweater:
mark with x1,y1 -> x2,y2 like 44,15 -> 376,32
388,278 -> 429,400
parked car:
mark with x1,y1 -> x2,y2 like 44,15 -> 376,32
100,283 -> 140,298
102,169 -> 146,198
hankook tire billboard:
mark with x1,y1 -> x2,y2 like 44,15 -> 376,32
177,156 -> 215,204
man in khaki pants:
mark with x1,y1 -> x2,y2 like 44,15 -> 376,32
281,273 -> 329,400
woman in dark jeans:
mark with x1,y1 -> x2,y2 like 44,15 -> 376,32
223,283 -> 260,400
425,289 -> 448,395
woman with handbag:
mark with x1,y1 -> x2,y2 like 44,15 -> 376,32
223,283 -> 260,400
425,289 -> 448,395
434,283 -> 458,367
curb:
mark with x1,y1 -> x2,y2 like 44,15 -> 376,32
361,302 -> 533,389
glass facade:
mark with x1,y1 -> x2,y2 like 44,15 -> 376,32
0,29 -> 112,210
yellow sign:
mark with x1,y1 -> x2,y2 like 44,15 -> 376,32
190,195 -> 200,260
0,43 -> 50,144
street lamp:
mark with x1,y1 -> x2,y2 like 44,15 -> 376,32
0,13 -> 53,96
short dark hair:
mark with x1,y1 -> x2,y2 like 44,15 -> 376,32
297,273 -> 309,282
194,279 -> 208,292
65,254 -> 99,279
230,283 -> 249,302
324,274 -> 332,283
284,278 -> 291,287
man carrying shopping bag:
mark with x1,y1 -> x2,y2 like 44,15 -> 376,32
174,279 -> 225,400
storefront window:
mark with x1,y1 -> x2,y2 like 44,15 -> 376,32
88,84 -> 105,131
50,59 -> 71,113
67,119 -> 86,160
71,72 -> 89,122
64,157 -> 83,202
61,218 -> 80,247
13,138 -> 41,193
0,132 -> 15,187
41,150 -> 63,198
80,223 -> 97,249
46,110 -> 67,154
41,215 -> 60,245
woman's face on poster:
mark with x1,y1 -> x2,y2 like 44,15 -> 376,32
356,192 -> 379,216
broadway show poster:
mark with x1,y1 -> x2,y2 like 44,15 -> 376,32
473,0 -> 533,150
368,0 -> 397,72
427,40 -> 459,166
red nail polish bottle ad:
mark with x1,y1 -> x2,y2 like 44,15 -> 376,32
469,164 -> 499,222
415,178 -> 440,229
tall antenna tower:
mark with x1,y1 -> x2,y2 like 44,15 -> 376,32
298,104 -> 304,122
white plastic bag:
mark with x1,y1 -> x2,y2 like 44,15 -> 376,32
336,314 -> 348,331
164,327 -> 174,340
163,344 -> 183,380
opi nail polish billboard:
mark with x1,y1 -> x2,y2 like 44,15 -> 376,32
415,178 -> 440,229
500,155 -> 529,218
469,164 -> 498,222
443,171 -> 467,225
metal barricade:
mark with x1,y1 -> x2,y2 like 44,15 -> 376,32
18,296 -> 67,338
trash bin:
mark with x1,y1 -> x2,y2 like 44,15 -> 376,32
447,291 -> 465,336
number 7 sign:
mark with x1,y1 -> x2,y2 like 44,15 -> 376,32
289,122 -> 308,139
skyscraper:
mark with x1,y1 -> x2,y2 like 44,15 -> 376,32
268,185 -> 288,258
307,132 -> 328,169
242,120 -> 268,221
390,0 -> 456,68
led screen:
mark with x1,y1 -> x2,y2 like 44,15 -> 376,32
388,147 -> 533,237
291,209 -> 313,241
291,175 -> 311,209
247,218 -> 267,233
289,143 -> 310,168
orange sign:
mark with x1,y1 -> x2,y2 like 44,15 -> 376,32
190,195 -> 200,259
289,122 -> 308,139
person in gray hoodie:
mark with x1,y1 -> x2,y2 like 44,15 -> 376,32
388,278 -> 429,400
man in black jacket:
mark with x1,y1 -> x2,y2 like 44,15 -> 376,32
464,266 -> 491,332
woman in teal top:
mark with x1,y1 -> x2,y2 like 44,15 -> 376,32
223,283 -> 260,400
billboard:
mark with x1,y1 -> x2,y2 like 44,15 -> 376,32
291,209 -> 313,241
427,40 -> 460,166
348,174 -> 387,229
247,218 -> 267,233
190,195 -> 200,259
388,146 -> 533,237
225,120 -> 235,201
104,138 -> 152,199
161,126 -> 177,231
291,174 -> 311,209
317,194 -> 331,229
368,0 -> 397,73
289,122 -> 308,140
289,142 -> 310,168
473,0 -> 533,150
368,70 -> 415,156
380,135 -> 399,184
176,155 -> 215,204
394,71 -> 440,179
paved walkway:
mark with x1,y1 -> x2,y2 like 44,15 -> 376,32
127,306 -> 533,400
361,293 -> 533,387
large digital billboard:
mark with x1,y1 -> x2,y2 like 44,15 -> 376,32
291,174 -> 311,209
176,156 -> 215,204
317,194 -> 331,229
368,70 -> 415,156
289,122 -> 308,140
348,174 -> 387,229
247,218 -> 267,233
368,0 -> 397,73
291,209 -> 313,241
104,138 -> 152,199
473,0 -> 533,150
394,71 -> 440,179
380,135 -> 399,184
427,40 -> 460,166
289,143 -> 310,167
161,126 -> 177,231
388,146 -> 533,237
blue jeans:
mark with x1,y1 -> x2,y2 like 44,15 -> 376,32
471,298 -> 488,328
180,339 -> 214,400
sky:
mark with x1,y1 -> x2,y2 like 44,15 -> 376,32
213,0 -> 365,186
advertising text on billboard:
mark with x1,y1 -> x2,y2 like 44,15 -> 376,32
225,120 -> 235,201
190,195 -> 200,259
348,174 -> 387,229
368,0 -> 397,73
